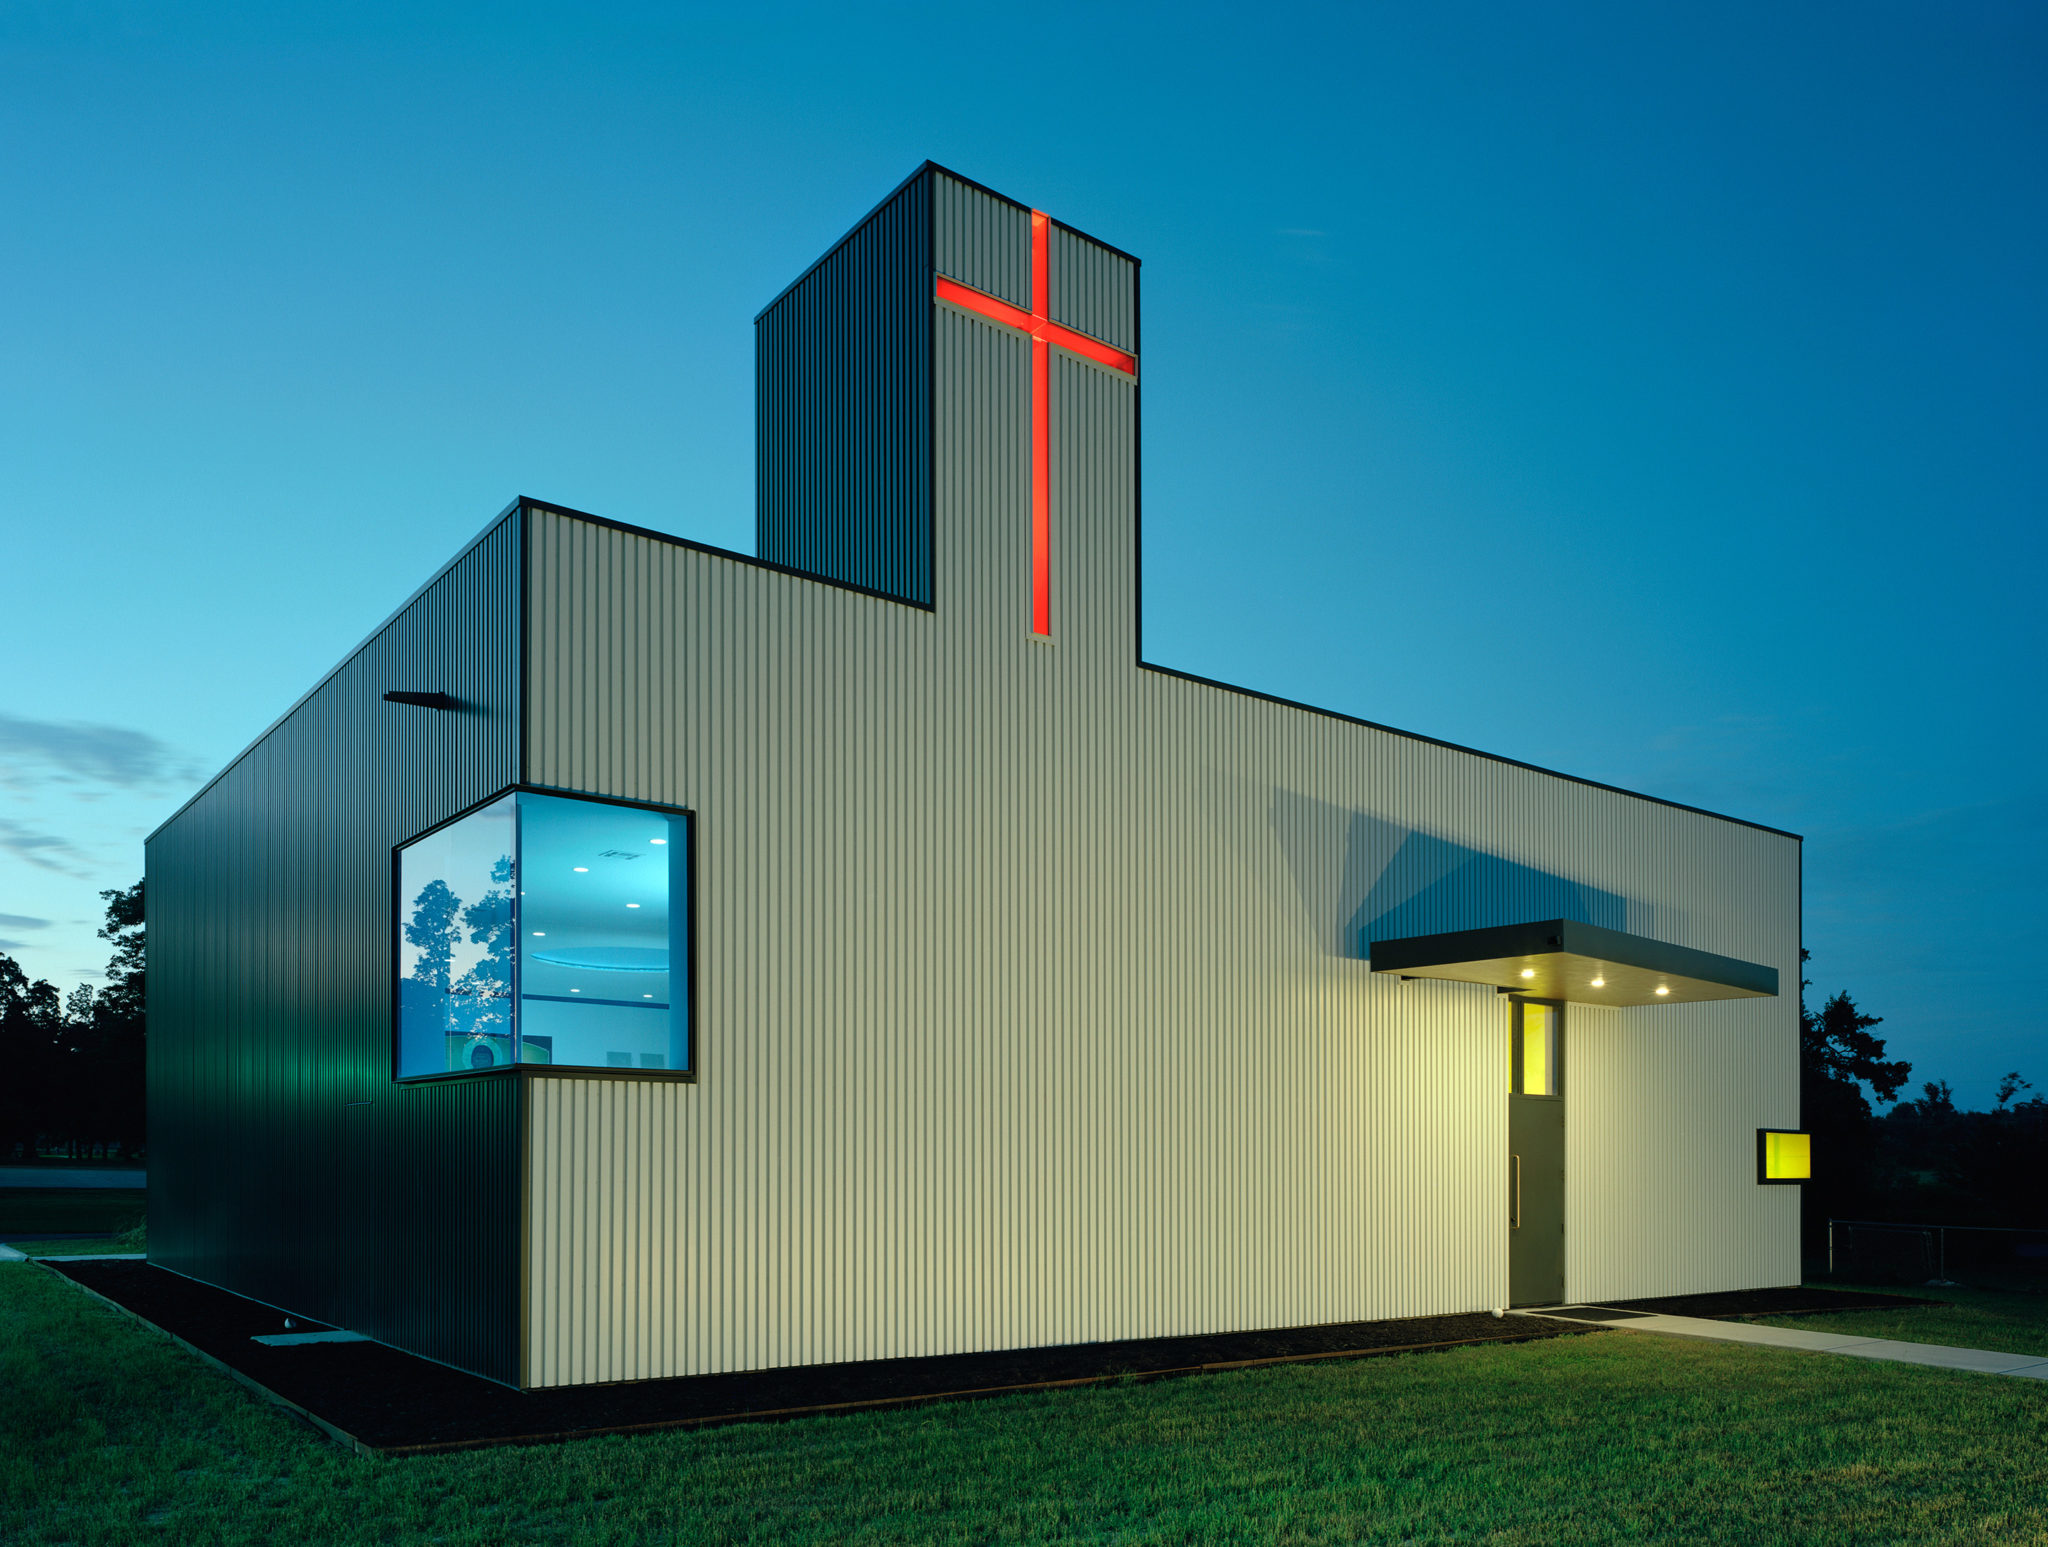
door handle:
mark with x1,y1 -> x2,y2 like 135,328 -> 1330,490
1511,1153 -> 1522,1230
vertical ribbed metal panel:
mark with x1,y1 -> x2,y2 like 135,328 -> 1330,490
755,172 -> 932,604
1048,226 -> 1137,355
519,220 -> 1798,1387
932,170 -> 1030,310
146,513 -> 524,1385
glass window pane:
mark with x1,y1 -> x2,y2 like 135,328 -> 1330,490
516,793 -> 689,1073
396,795 -> 517,1077
1517,1003 -> 1557,1096
1764,1130 -> 1811,1180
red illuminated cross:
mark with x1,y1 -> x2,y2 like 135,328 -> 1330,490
936,211 -> 1137,636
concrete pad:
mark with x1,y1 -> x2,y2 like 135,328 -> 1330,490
1537,1311 -> 1872,1352
1634,1315 -> 1877,1352
32,1253 -> 145,1262
251,1330 -> 371,1347
1828,1339 -> 2048,1374
0,1245 -> 26,1263
1552,1306 -> 2048,1381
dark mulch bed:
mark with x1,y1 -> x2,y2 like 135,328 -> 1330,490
49,1259 -> 1594,1456
1598,1286 -> 1941,1320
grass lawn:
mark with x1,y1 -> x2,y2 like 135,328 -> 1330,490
0,1188 -> 147,1238
1762,1283 -> 2048,1360
4,1271 -> 2046,1546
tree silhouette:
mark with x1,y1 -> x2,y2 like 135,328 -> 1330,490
1798,950 -> 1910,1243
1802,977 -> 1910,1106
453,854 -> 515,1039
96,882 -> 144,1027
403,878 -> 463,996
0,953 -> 62,1159
0,888 -> 148,1161
92,883 -> 147,1155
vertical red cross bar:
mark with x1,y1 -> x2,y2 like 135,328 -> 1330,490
935,212 -> 1138,636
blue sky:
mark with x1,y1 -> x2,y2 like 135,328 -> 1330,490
2,2 -> 2041,1105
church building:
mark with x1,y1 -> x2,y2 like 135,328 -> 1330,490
147,164 -> 1805,1391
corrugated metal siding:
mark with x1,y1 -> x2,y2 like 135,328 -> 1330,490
755,172 -> 932,605
146,513 -> 525,1385
933,170 -> 1030,310
514,184 -> 1797,1384
1048,226 -> 1137,355
520,275 -> 1795,1386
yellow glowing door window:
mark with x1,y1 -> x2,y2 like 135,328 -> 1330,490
1514,1002 -> 1557,1096
1762,1130 -> 1811,1181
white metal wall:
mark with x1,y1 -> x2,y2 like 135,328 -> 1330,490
519,305 -> 1799,1388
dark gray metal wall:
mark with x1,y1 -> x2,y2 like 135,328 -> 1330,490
145,510 -> 525,1385
756,167 -> 933,605
933,170 -> 1030,308
1047,226 -> 1137,355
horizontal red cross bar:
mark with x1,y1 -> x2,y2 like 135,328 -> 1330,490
935,275 -> 1137,376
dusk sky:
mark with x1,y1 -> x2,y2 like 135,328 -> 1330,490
3,2 -> 2041,1105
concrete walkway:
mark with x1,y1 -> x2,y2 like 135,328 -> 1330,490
0,1167 -> 146,1189
1540,1307 -> 2048,1380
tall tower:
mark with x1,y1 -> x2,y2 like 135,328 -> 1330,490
756,164 -> 1139,639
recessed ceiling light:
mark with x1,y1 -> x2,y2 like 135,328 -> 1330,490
627,903 -> 641,908
1519,968 -> 1535,979
642,993 -> 652,999
531,931 -> 546,937
1590,977 -> 1605,987
650,838 -> 667,845
570,988 -> 581,993
1655,985 -> 1670,996
573,866 -> 589,872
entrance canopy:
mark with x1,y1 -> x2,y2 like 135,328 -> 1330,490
1369,919 -> 1777,1007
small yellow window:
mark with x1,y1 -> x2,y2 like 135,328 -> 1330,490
1759,1130 -> 1811,1182
1513,1002 -> 1558,1096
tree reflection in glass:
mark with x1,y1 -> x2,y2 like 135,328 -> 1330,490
394,791 -> 689,1078
396,794 -> 515,1074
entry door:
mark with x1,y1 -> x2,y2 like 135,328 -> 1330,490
1508,999 -> 1565,1306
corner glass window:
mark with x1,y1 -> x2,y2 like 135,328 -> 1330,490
396,791 -> 691,1078
1511,1000 -> 1559,1097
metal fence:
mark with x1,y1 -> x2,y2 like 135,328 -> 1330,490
1827,1218 -> 2048,1286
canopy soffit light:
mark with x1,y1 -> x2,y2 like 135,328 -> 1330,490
1368,919 -> 1778,1007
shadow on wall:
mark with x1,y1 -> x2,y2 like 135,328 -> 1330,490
1270,791 -> 1651,959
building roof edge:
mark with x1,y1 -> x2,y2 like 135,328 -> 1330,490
1136,661 -> 1803,842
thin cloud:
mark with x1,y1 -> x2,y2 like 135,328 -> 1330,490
0,712 -> 188,789
0,817 -> 92,875
0,938 -> 28,951
0,912 -> 51,929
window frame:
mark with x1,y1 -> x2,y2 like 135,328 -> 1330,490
1756,1128 -> 1811,1185
1509,996 -> 1564,1099
389,783 -> 698,1086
